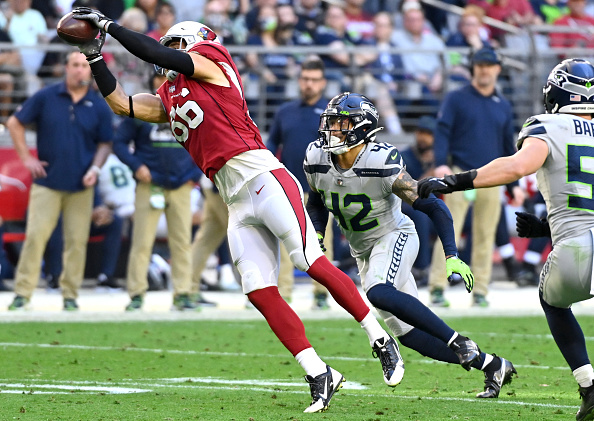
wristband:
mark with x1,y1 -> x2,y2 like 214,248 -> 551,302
89,165 -> 101,175
88,56 -> 117,97
444,169 -> 477,191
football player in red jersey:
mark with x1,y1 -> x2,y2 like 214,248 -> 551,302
71,8 -> 404,413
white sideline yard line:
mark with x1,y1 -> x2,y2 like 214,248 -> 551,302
0,341 -> 572,371
0,378 -> 579,410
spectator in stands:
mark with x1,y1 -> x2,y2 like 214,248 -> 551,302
0,0 -> 48,80
344,0 -> 374,40
245,3 -> 308,128
146,1 -> 175,41
267,55 -> 330,309
314,4 -> 376,93
400,116 -> 436,287
446,6 -> 493,82
446,6 -> 492,49
68,0 -> 125,20
392,2 -> 445,120
531,0 -> 568,23
134,0 -> 164,32
295,0 -> 324,38
0,26 -> 20,119
364,12 -> 404,135
166,0 -> 204,23
550,0 -> 594,49
112,73 -> 202,312
6,51 -> 112,311
245,0 -> 277,33
201,0 -> 247,46
485,0 -> 542,44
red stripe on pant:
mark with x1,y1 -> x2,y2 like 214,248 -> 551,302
270,168 -> 307,249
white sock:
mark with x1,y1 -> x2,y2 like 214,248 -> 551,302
481,354 -> 494,370
360,312 -> 389,346
574,364 -> 594,388
498,243 -> 515,259
295,347 -> 327,377
447,332 -> 459,347
523,250 -> 542,266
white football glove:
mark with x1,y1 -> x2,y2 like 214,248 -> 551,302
72,7 -> 113,32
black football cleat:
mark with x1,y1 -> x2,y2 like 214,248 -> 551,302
449,335 -> 480,371
372,336 -> 405,387
303,365 -> 344,413
577,384 -> 594,421
476,356 -> 517,398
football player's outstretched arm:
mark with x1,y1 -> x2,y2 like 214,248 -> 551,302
472,138 -> 547,188
417,138 -> 547,199
392,169 -> 474,291
73,8 -> 227,86
72,12 -> 168,123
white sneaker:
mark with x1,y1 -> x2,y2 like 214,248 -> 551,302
219,264 -> 240,291
303,365 -> 344,413
372,336 -> 405,387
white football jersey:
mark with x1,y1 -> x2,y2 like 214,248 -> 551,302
97,154 -> 136,218
518,113 -> 594,244
304,140 -> 416,258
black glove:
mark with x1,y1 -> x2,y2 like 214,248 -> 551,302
417,170 -> 477,199
78,31 -> 106,59
72,7 -> 114,32
515,211 -> 551,238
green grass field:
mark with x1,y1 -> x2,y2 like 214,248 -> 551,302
0,315 -> 589,420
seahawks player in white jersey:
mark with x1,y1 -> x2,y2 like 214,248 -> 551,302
305,92 -> 516,398
418,58 -> 594,420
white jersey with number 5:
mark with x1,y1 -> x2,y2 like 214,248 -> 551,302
518,113 -> 594,245
304,140 -> 416,258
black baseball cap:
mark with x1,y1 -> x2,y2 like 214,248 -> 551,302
416,116 -> 437,134
471,47 -> 501,65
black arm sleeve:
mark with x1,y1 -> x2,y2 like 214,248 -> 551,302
413,194 -> 457,256
306,191 -> 329,235
89,57 -> 117,97
108,23 -> 195,76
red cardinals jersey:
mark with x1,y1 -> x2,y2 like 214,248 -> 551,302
157,42 -> 266,180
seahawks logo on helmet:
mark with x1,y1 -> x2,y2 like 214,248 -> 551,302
361,101 -> 379,120
319,92 -> 384,155
543,59 -> 594,114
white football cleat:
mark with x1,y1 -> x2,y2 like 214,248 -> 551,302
303,365 -> 344,413
372,336 -> 405,387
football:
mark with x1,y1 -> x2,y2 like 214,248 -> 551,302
56,12 -> 99,45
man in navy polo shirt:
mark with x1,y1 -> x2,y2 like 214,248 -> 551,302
427,47 -> 525,308
267,55 -> 331,309
7,51 -> 113,311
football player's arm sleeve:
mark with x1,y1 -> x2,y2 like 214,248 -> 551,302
107,23 -> 195,76
306,191 -> 329,236
413,195 -> 458,257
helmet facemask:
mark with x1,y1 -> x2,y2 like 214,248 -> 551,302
319,93 -> 383,155
154,22 -> 219,81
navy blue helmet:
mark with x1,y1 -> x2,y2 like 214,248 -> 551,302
543,58 -> 594,114
319,92 -> 383,155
